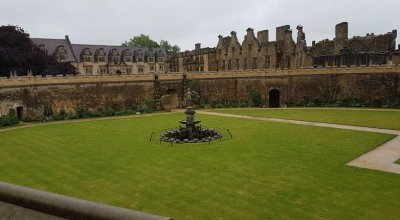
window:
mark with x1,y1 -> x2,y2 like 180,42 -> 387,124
149,58 -> 154,62
124,57 -> 131,62
219,49 -> 222,55
158,57 -> 163,62
244,58 -> 248,70
222,60 -> 226,71
150,65 -> 154,71
252,58 -> 257,69
231,47 -> 235,54
138,58 -> 143,62
265,56 -> 271,68
98,57 -> 105,62
248,44 -> 252,51
126,68 -> 132,74
85,68 -> 92,74
235,59 -> 240,70
160,65 -> 164,70
228,60 -> 232,70
99,67 -> 107,75
246,86 -> 252,92
138,67 -> 144,74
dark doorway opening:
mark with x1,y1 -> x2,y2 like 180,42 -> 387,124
269,89 -> 280,108
16,107 -> 23,120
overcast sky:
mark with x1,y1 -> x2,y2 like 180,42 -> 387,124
1,0 -> 399,51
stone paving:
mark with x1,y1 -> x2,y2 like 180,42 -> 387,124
198,111 -> 400,175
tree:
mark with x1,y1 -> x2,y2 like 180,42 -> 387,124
159,40 -> 181,56
0,25 -> 78,77
121,34 -> 159,48
122,34 -> 181,55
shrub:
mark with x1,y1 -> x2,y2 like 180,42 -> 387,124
75,105 -> 90,118
0,109 -> 19,127
250,91 -> 262,107
43,102 -> 53,119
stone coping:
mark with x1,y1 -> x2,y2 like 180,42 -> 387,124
0,181 -> 172,220
0,65 -> 399,88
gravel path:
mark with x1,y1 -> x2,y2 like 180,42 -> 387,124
198,111 -> 400,175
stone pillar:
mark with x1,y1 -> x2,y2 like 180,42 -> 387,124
203,54 -> 209,72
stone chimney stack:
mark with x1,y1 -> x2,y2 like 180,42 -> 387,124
276,25 -> 291,41
257,30 -> 269,44
195,43 -> 201,50
335,22 -> 348,39
312,41 -> 316,47
392,29 -> 397,38
246,28 -> 255,39
230,31 -> 237,38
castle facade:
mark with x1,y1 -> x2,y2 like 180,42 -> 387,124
169,22 -> 400,73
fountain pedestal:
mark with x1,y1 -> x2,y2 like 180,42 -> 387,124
160,107 -> 222,144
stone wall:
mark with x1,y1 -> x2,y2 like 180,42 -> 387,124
1,66 -> 399,119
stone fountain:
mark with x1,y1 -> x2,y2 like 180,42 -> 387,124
160,107 -> 223,144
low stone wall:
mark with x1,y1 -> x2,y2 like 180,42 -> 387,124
0,66 -> 399,118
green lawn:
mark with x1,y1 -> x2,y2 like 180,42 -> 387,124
0,113 -> 399,219
212,108 -> 400,130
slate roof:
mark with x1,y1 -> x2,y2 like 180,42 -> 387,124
31,38 -> 76,62
31,37 -> 167,62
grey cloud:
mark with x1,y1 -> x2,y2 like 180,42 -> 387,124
0,0 -> 398,50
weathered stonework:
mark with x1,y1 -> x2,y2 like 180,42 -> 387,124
169,22 -> 400,73
1,66 -> 399,119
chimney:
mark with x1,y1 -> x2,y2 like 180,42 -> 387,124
230,31 -> 237,37
257,30 -> 269,44
335,22 -> 348,39
195,43 -> 201,50
312,41 -> 316,46
393,29 -> 397,37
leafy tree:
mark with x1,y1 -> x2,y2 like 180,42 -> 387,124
0,25 -> 78,77
122,34 -> 181,55
122,34 -> 159,48
159,40 -> 181,55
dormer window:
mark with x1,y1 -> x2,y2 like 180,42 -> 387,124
158,57 -> 163,62
38,44 -> 47,53
122,49 -> 132,63
95,48 -> 106,62
108,49 -> 120,62
138,57 -> 143,62
248,44 -> 253,51
80,48 -> 92,62
55,46 -> 68,62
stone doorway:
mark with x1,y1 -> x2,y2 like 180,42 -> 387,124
269,89 -> 280,108
163,89 -> 179,109
16,106 -> 24,120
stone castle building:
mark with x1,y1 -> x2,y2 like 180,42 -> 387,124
169,22 -> 400,72
31,36 -> 168,75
